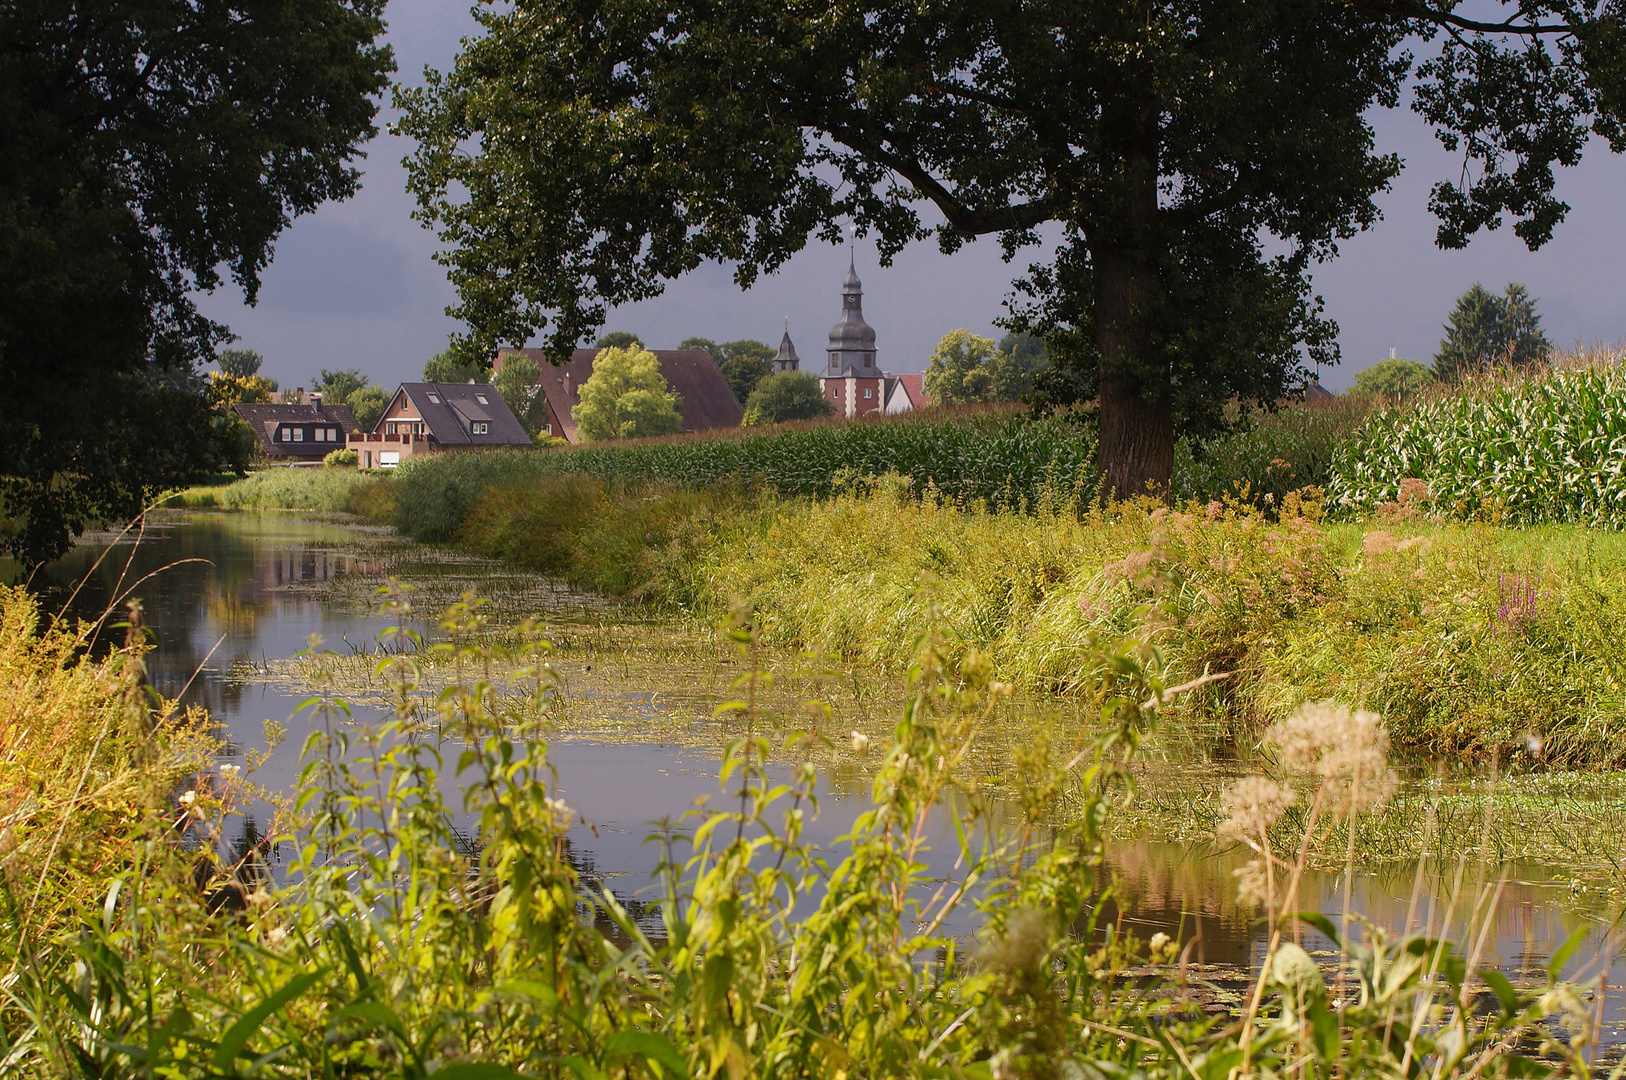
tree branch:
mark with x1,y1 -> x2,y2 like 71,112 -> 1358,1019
825,121 -> 1055,236
1347,0 -> 1574,36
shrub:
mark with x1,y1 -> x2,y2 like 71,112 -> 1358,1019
742,371 -> 834,425
1352,356 -> 1433,400
1173,397 -> 1369,505
322,447 -> 358,468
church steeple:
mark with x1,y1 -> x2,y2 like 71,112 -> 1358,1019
827,255 -> 880,377
774,323 -> 801,373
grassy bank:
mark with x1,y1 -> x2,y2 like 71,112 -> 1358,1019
0,586 -> 1603,1078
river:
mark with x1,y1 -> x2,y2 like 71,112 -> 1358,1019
18,508 -> 1625,1051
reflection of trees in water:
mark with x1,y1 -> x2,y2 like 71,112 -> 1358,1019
27,514 -> 381,716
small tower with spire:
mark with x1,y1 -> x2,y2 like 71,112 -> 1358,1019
821,254 -> 885,416
773,322 -> 801,374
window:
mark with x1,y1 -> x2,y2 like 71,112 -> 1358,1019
863,387 -> 873,399
471,421 -> 489,435
427,394 -> 441,404
292,427 -> 304,442
278,426 -> 288,442
476,394 -> 489,405
313,428 -> 326,442
379,451 -> 400,468
386,422 -> 396,435
328,428 -> 338,441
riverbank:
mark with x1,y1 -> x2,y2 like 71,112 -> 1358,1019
184,461 -> 1626,769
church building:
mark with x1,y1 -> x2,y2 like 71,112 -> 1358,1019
796,257 -> 925,416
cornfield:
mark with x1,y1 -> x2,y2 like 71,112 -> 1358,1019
1327,362 -> 1626,525
394,411 -> 1098,541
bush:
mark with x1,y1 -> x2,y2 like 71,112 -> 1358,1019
742,371 -> 834,425
322,447 -> 358,468
1352,356 -> 1432,400
1172,397 -> 1370,505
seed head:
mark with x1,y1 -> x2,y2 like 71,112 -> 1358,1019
1217,776 -> 1297,844
1267,700 -> 1399,813
1234,858 -> 1272,909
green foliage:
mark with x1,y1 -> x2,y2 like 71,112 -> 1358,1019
396,0 -> 1624,497
345,384 -> 387,431
593,330 -> 643,350
216,347 -> 265,379
0,585 -> 1598,1078
425,349 -> 487,384
572,346 -> 683,442
206,371 -> 277,408
1329,363 -> 1626,525
387,411 -> 1095,545
493,352 -> 542,434
1353,356 -> 1434,399
1173,398 -> 1371,505
680,337 -> 776,403
217,467 -> 378,513
742,371 -> 835,425
1434,283 -> 1550,383
0,0 -> 392,566
313,368 -> 367,405
322,447 -> 359,468
924,329 -> 1042,404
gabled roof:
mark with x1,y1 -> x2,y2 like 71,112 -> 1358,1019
381,383 -> 532,445
233,402 -> 360,457
498,348 -> 743,443
888,373 -> 927,408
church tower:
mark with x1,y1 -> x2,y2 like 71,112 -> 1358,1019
773,326 -> 801,373
821,256 -> 884,416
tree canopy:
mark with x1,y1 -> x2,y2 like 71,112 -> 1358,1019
573,347 -> 683,441
398,0 -> 1626,497
217,348 -> 267,380
925,329 -> 1046,404
314,369 -> 369,406
346,385 -> 388,431
1,0 -> 392,563
743,371 -> 835,426
494,353 -> 544,435
682,338 -> 777,404
1434,283 -> 1551,382
1353,356 -> 1434,400
425,350 -> 487,384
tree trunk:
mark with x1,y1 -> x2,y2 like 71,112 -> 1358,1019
1092,244 -> 1174,502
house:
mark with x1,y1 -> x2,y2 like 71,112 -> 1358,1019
494,347 -> 743,443
347,382 -> 531,469
883,373 -> 928,414
234,400 -> 360,462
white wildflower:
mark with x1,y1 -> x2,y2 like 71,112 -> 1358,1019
1216,776 -> 1297,844
178,790 -> 196,806
1267,700 -> 1398,813
544,797 -> 573,830
219,764 -> 242,780
1234,858 -> 1272,909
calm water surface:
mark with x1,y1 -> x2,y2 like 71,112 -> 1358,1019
22,509 -> 1625,1045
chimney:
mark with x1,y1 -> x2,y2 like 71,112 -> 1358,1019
309,391 -> 323,411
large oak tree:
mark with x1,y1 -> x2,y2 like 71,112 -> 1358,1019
1,0 -> 392,563
398,0 -> 1626,497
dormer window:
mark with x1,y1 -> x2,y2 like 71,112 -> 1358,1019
471,421 -> 489,435
292,427 -> 304,441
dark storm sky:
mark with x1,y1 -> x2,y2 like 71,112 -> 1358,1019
197,2 -> 1626,394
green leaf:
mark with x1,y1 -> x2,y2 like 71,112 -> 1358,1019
432,1065 -> 532,1080
1284,911 -> 1341,947
561,1057 -> 609,1080
212,969 -> 325,1069
1479,968 -> 1520,1016
1548,926 -> 1586,982
604,1030 -> 689,1077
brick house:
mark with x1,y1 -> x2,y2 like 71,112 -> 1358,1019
347,382 -> 531,469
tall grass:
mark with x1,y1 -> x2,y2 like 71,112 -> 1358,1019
0,588 -> 1601,1079
1174,396 -> 1369,504
210,466 -> 378,513
1328,348 -> 1626,524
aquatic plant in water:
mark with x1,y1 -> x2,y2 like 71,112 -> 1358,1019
0,580 -> 1612,1079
